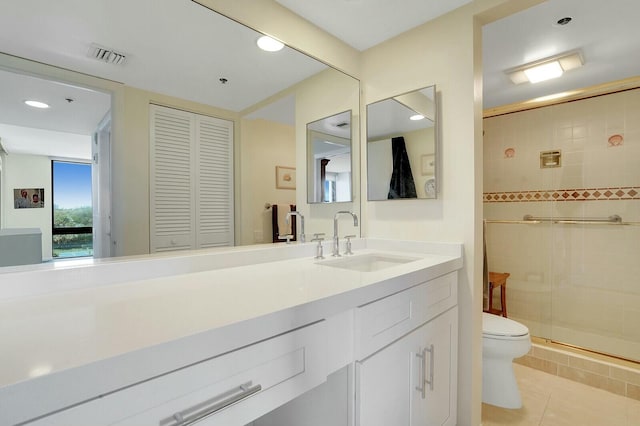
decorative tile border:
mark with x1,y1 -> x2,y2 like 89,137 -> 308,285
484,187 -> 640,203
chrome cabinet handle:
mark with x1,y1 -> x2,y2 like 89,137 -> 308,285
415,348 -> 427,399
425,344 -> 434,391
161,381 -> 262,426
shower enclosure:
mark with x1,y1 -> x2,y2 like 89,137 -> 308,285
482,88 -> 640,363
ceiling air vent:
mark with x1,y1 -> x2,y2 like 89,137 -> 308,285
88,43 -> 127,65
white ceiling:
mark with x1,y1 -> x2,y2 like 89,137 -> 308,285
482,0 -> 640,108
1,0 -> 640,157
0,0 -> 327,157
274,0 -> 472,51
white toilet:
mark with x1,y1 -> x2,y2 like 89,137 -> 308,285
482,312 -> 531,409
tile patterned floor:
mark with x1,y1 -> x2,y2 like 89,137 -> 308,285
482,364 -> 640,426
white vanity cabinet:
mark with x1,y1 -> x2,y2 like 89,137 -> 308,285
355,273 -> 458,426
2,241 -> 463,426
22,322 -> 327,426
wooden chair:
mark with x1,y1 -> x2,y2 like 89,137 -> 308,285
486,272 -> 510,317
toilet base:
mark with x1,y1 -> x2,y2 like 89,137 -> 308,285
482,358 -> 522,409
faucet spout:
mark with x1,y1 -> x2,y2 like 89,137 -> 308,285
285,211 -> 305,243
332,211 -> 359,256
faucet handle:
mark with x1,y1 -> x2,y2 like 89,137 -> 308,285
311,233 -> 325,259
344,235 -> 356,255
280,234 -> 293,244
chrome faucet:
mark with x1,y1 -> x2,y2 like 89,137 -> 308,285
285,211 -> 305,243
332,211 -> 358,256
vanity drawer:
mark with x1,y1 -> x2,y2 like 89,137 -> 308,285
26,321 -> 327,426
354,271 -> 457,360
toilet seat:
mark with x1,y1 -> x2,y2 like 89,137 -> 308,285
482,312 -> 529,339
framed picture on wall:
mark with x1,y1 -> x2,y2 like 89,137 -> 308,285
421,154 -> 435,176
276,166 -> 296,190
14,188 -> 44,209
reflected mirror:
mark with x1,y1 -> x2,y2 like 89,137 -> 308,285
367,86 -> 437,200
307,110 -> 352,203
0,0 -> 360,267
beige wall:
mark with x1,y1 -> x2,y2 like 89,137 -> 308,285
294,68 -> 361,238
1,153 -> 52,258
361,7 -> 482,423
483,89 -> 640,361
357,1 -> 543,424
239,118 -> 296,245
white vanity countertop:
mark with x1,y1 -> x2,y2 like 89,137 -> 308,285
0,239 -> 462,423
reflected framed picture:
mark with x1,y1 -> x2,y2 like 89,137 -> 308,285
276,166 -> 296,190
14,188 -> 45,209
421,154 -> 435,176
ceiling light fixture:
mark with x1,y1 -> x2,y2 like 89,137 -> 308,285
24,100 -> 50,109
409,114 -> 425,121
506,50 -> 584,84
257,36 -> 284,52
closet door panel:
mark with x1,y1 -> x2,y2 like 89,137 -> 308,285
196,115 -> 234,248
150,105 -> 196,252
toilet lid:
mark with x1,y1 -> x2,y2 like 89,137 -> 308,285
482,312 -> 529,337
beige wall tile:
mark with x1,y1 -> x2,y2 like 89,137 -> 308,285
483,88 -> 640,363
602,378 -> 627,397
611,366 -> 640,386
532,346 -> 569,365
515,355 -> 558,375
558,365 -> 608,388
567,355 -> 611,376
628,383 -> 640,401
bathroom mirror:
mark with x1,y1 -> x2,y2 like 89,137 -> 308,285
0,0 -> 361,261
306,110 -> 353,203
367,85 -> 437,200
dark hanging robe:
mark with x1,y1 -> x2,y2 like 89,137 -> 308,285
387,136 -> 417,199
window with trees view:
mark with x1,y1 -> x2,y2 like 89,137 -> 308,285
52,161 -> 93,258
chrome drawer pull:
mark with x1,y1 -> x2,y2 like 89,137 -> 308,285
425,344 -> 434,391
415,348 -> 427,399
161,381 -> 262,426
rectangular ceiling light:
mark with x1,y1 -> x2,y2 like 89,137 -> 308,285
506,50 -> 584,84
523,61 -> 563,83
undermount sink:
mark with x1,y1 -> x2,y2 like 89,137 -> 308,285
319,253 -> 419,272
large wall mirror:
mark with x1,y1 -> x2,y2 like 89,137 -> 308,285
367,86 -> 437,200
0,0 -> 360,268
306,110 -> 353,203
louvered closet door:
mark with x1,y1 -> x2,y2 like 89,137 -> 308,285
195,115 -> 234,248
150,106 -> 196,252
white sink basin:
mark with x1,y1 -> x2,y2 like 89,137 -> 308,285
319,253 -> 419,272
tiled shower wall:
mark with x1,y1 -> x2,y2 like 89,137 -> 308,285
483,88 -> 640,362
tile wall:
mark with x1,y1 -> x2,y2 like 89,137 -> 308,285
516,338 -> 640,401
483,88 -> 640,362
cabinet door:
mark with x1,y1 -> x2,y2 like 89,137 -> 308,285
195,114 -> 234,248
356,326 -> 422,426
150,105 -> 196,252
356,307 -> 457,426
150,105 -> 234,252
411,307 -> 457,426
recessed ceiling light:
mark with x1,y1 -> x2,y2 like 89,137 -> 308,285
24,100 -> 50,109
410,114 -> 425,121
257,36 -> 284,52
